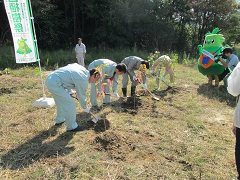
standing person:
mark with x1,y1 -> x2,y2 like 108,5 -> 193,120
88,59 -> 127,108
121,56 -> 149,97
150,55 -> 174,90
227,62 -> 240,180
217,47 -> 239,87
46,63 -> 100,132
75,38 -> 86,66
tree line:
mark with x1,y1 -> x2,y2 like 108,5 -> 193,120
0,0 -> 240,57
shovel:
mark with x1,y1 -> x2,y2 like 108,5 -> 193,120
90,111 -> 102,123
104,92 -> 120,98
145,88 -> 160,101
137,80 -> 160,101
162,79 -> 172,89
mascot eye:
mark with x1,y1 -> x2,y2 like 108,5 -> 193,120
211,39 -> 215,44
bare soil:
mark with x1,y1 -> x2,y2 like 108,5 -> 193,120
92,130 -> 136,161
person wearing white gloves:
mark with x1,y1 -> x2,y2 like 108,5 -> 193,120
150,55 -> 174,90
121,56 -> 149,97
46,63 -> 100,132
88,59 -> 127,108
227,62 -> 240,180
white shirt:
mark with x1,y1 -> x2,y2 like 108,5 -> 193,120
227,62 -> 240,128
75,43 -> 86,54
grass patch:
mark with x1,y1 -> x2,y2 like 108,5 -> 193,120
0,64 -> 238,179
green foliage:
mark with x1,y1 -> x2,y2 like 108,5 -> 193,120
147,51 -> 160,63
234,45 -> 240,57
169,53 -> 179,70
0,44 -> 15,68
0,46 -> 149,69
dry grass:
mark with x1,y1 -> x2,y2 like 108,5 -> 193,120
0,64 -> 237,179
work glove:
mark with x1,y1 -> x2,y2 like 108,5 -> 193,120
111,92 -> 120,98
133,76 -> 138,81
215,59 -> 220,63
84,107 -> 91,113
142,83 -> 148,89
69,90 -> 78,100
97,91 -> 102,97
161,76 -> 165,81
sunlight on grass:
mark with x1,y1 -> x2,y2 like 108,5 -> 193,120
0,64 -> 238,179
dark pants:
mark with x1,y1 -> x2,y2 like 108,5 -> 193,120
236,127 -> 240,179
218,68 -> 230,82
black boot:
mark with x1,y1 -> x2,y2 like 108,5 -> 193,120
122,88 -> 127,97
131,86 -> 136,96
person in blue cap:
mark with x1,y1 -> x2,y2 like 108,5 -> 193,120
88,59 -> 127,109
46,63 -> 100,132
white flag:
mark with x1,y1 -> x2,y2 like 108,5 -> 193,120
4,0 -> 38,63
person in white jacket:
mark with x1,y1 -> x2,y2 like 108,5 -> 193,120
75,38 -> 86,66
227,62 -> 240,179
46,63 -> 100,132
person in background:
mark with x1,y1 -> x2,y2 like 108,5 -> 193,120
150,55 -> 174,90
75,38 -> 86,66
88,59 -> 127,109
46,63 -> 100,132
121,56 -> 149,97
227,62 -> 240,180
216,47 -> 239,87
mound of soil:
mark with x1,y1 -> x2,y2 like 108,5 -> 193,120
136,89 -> 150,96
0,88 -> 12,95
165,86 -> 181,94
121,96 -> 142,109
93,131 -> 135,160
94,119 -> 110,133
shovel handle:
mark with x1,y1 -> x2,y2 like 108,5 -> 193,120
162,79 -> 171,88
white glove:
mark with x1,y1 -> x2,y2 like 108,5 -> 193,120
142,84 -> 148,89
161,76 -> 165,81
84,107 -> 91,113
111,92 -> 120,98
69,89 -> 76,94
133,76 -> 138,81
150,70 -> 154,74
69,90 -> 78,100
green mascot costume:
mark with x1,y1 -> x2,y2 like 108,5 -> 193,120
198,28 -> 226,86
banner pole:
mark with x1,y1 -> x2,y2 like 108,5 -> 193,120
27,0 -> 55,107
28,0 -> 46,98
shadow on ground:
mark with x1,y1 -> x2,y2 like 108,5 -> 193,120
197,84 -> 236,107
1,125 -> 74,170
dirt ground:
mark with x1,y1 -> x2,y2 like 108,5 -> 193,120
0,66 -> 238,179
